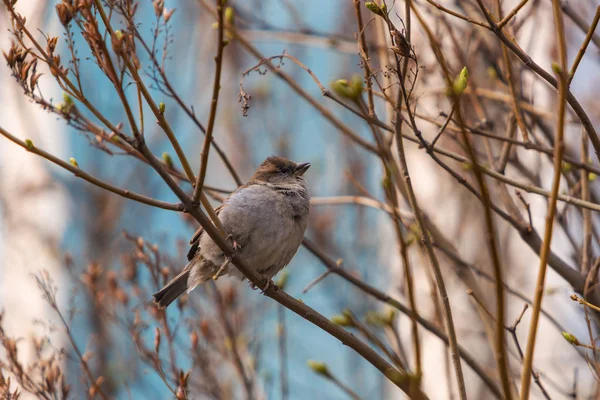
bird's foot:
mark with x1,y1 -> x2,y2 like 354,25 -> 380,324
260,278 -> 276,294
212,256 -> 232,281
226,234 -> 242,252
249,277 -> 275,293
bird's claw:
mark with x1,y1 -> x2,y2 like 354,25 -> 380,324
213,255 -> 232,281
249,278 -> 276,294
260,279 -> 275,294
226,234 -> 242,252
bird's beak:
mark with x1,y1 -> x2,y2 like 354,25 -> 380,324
294,162 -> 311,176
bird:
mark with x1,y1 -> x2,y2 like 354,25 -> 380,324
153,156 -> 311,308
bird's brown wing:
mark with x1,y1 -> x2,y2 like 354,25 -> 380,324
187,203 -> 225,261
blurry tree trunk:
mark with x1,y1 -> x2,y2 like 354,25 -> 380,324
385,0 -> 593,398
0,1 -> 68,396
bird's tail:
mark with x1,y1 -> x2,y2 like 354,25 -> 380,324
153,269 -> 190,309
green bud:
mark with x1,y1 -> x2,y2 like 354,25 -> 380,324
62,92 -> 74,106
561,162 -> 572,173
408,223 -> 421,235
223,39 -> 229,47
331,314 -> 354,327
551,62 -> 562,74
297,298 -> 304,304
381,176 -> 391,190
115,30 -> 124,40
350,74 -> 363,94
162,152 -> 173,168
383,308 -> 397,325
212,22 -> 219,30
276,270 -> 289,290
58,92 -> 75,113
452,67 -> 469,95
487,66 -> 497,80
331,76 -> 363,101
307,360 -> 330,377
159,102 -> 166,114
69,157 -> 78,168
562,331 -> 580,345
405,233 -> 417,246
380,3 -> 387,13
459,66 -> 469,81
385,368 -> 406,385
461,162 -> 473,171
588,172 -> 597,181
365,2 -> 383,15
365,311 -> 386,327
225,7 -> 234,24
25,139 -> 34,149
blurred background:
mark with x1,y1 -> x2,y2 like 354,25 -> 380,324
1,0 -> 599,399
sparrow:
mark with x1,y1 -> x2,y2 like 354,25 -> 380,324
153,156 -> 311,308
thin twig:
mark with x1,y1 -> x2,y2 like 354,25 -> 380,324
519,1 -> 568,397
581,133 -> 592,274
302,238 -> 503,399
568,6 -> 600,84
192,0 -> 226,203
0,126 -> 183,212
473,0 -> 600,163
498,0 -> 530,29
431,103 -> 456,147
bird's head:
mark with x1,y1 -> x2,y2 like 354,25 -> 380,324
251,156 -> 311,185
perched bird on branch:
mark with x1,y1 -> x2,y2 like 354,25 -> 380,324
153,156 -> 311,308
